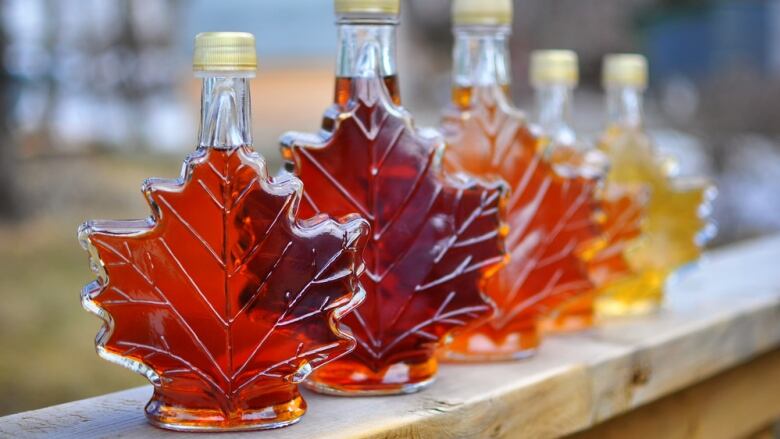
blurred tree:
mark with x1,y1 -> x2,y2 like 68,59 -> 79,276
4,0 -> 185,154
0,13 -> 22,220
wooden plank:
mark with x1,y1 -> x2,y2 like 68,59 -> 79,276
568,348 -> 780,439
2,234 -> 780,439
746,426 -> 780,439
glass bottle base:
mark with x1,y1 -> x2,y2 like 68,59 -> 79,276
596,297 -> 661,318
439,347 -> 538,363
303,375 -> 435,396
540,292 -> 595,333
145,395 -> 306,432
439,327 -> 540,362
304,357 -> 437,396
539,311 -> 594,333
596,271 -> 665,318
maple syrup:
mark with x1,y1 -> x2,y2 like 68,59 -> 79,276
79,33 -> 369,431
439,0 -> 602,360
595,54 -> 716,316
281,1 -> 508,394
529,50 -> 646,333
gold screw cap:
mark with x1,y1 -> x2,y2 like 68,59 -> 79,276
452,0 -> 513,26
335,0 -> 400,15
602,54 -> 648,89
530,50 -> 579,87
193,32 -> 257,73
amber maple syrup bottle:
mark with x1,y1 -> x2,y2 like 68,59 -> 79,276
595,54 -> 716,316
281,0 -> 508,394
530,51 -> 649,332
530,50 -> 605,332
439,0 -> 602,360
531,50 -> 603,177
78,33 -> 369,431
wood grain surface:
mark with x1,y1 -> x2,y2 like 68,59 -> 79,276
2,235 -> 780,439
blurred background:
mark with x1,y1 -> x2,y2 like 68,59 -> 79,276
0,0 -> 778,416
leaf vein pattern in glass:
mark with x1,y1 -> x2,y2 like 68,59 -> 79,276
281,76 -> 508,391
80,146 -> 369,428
440,86 -> 601,358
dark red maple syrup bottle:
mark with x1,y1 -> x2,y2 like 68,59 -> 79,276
281,0 -> 508,395
78,33 -> 369,431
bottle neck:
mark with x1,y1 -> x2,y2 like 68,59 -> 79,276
534,83 -> 575,144
198,74 -> 253,149
451,25 -> 511,107
606,86 -> 644,129
335,16 -> 400,106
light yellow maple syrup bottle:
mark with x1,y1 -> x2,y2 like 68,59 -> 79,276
595,54 -> 716,317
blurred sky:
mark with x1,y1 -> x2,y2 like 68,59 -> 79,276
181,0 -> 335,65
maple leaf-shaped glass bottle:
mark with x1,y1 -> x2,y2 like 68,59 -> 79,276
438,0 -> 603,360
595,54 -> 717,316
78,33 -> 369,431
529,50 -> 647,332
280,0 -> 508,395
